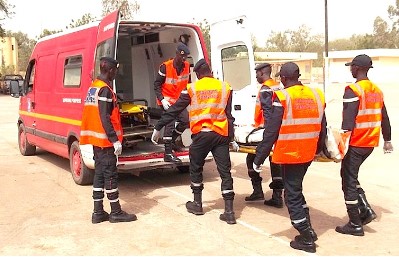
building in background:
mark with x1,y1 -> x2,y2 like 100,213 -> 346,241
0,37 -> 19,74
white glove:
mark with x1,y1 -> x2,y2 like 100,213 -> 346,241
383,141 -> 393,154
230,141 -> 240,152
151,129 -> 161,144
161,99 -> 171,110
113,141 -> 122,156
253,162 -> 262,173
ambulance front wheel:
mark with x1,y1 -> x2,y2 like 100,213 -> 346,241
18,123 -> 36,156
69,141 -> 94,185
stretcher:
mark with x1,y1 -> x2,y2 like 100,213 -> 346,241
231,125 -> 344,163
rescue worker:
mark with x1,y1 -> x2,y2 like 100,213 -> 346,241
335,54 -> 393,236
80,57 -> 137,224
245,63 -> 284,208
151,59 -> 239,224
154,42 -> 191,163
253,62 -> 327,253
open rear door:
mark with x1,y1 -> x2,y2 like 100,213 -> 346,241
94,10 -> 121,87
210,16 -> 257,126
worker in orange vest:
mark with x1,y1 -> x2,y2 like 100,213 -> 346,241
154,42 -> 191,163
151,59 -> 239,224
244,63 -> 284,208
81,57 -> 137,224
253,62 -> 327,253
335,54 -> 393,236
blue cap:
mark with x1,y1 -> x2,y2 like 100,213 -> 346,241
193,58 -> 208,72
177,42 -> 190,55
100,57 -> 119,68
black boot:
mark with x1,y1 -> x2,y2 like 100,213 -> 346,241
92,201 -> 109,224
186,191 -> 204,215
109,201 -> 137,223
290,227 -> 316,253
164,140 -> 182,163
304,207 -> 318,241
245,170 -> 264,201
219,199 -> 236,224
335,205 -> 364,236
358,192 -> 377,225
264,189 -> 284,208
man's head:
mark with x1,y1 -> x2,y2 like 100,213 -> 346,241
100,57 -> 119,81
193,58 -> 211,79
345,54 -> 372,78
277,62 -> 300,87
175,42 -> 190,63
254,63 -> 272,84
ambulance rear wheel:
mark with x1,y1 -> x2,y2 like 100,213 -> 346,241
69,141 -> 94,185
18,123 -> 36,156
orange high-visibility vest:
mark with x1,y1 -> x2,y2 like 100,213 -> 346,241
347,81 -> 383,147
80,79 -> 123,147
187,77 -> 231,136
156,59 -> 190,105
272,85 -> 325,164
254,79 -> 282,128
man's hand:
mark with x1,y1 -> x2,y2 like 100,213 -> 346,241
151,129 -> 161,144
161,99 -> 171,110
113,141 -> 122,156
230,141 -> 240,152
383,141 -> 393,154
253,163 -> 262,173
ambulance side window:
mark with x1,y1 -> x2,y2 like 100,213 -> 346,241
63,55 -> 82,88
221,45 -> 251,91
26,61 -> 35,94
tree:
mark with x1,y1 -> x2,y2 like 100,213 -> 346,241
37,29 -> 62,39
101,0 -> 140,20
0,0 -> 14,37
67,13 -> 96,29
191,18 -> 210,61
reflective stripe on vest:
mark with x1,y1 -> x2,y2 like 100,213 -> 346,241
272,86 -> 324,164
80,79 -> 123,147
156,59 -> 190,105
187,78 -> 230,136
348,81 -> 383,147
254,79 -> 282,128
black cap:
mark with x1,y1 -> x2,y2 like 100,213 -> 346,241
276,62 -> 300,78
345,54 -> 373,68
176,42 -> 190,55
193,58 -> 208,72
254,63 -> 271,71
100,56 -> 119,68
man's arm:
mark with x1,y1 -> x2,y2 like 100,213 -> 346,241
98,87 -> 118,143
341,87 -> 358,131
317,112 -> 327,153
154,64 -> 166,102
381,104 -> 392,141
155,90 -> 190,131
225,91 -> 235,141
259,86 -> 273,125
253,97 -> 283,166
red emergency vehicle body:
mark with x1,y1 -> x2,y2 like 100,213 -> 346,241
17,11 -> 212,185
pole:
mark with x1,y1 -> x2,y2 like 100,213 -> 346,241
323,0 -> 329,93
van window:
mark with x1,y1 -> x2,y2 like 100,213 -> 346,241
221,45 -> 251,91
63,55 -> 82,88
95,39 -> 114,78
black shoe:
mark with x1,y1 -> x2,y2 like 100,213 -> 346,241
244,192 -> 264,201
164,153 -> 182,163
361,209 -> 377,225
290,236 -> 316,253
264,197 -> 284,208
335,222 -> 364,236
91,211 -> 109,224
186,201 -> 204,215
109,210 -> 137,223
309,228 -> 318,241
219,212 -> 236,224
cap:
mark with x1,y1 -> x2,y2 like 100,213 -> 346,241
254,63 -> 271,71
100,56 -> 119,68
276,62 -> 300,78
345,54 -> 373,68
193,58 -> 208,72
176,42 -> 190,55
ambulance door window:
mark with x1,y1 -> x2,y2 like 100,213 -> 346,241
221,45 -> 251,91
63,55 -> 82,88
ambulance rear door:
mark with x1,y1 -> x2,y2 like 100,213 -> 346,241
210,15 -> 257,126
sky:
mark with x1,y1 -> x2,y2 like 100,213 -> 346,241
3,0 -> 397,46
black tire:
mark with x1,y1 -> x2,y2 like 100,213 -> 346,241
18,123 -> 36,156
69,141 -> 94,185
177,165 -> 190,173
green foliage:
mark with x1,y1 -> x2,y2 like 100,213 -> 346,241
0,0 -> 14,37
67,13 -> 96,29
5,30 -> 36,73
190,18 -> 211,61
101,0 -> 140,20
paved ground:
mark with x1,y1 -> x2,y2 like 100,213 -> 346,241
0,83 -> 398,256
